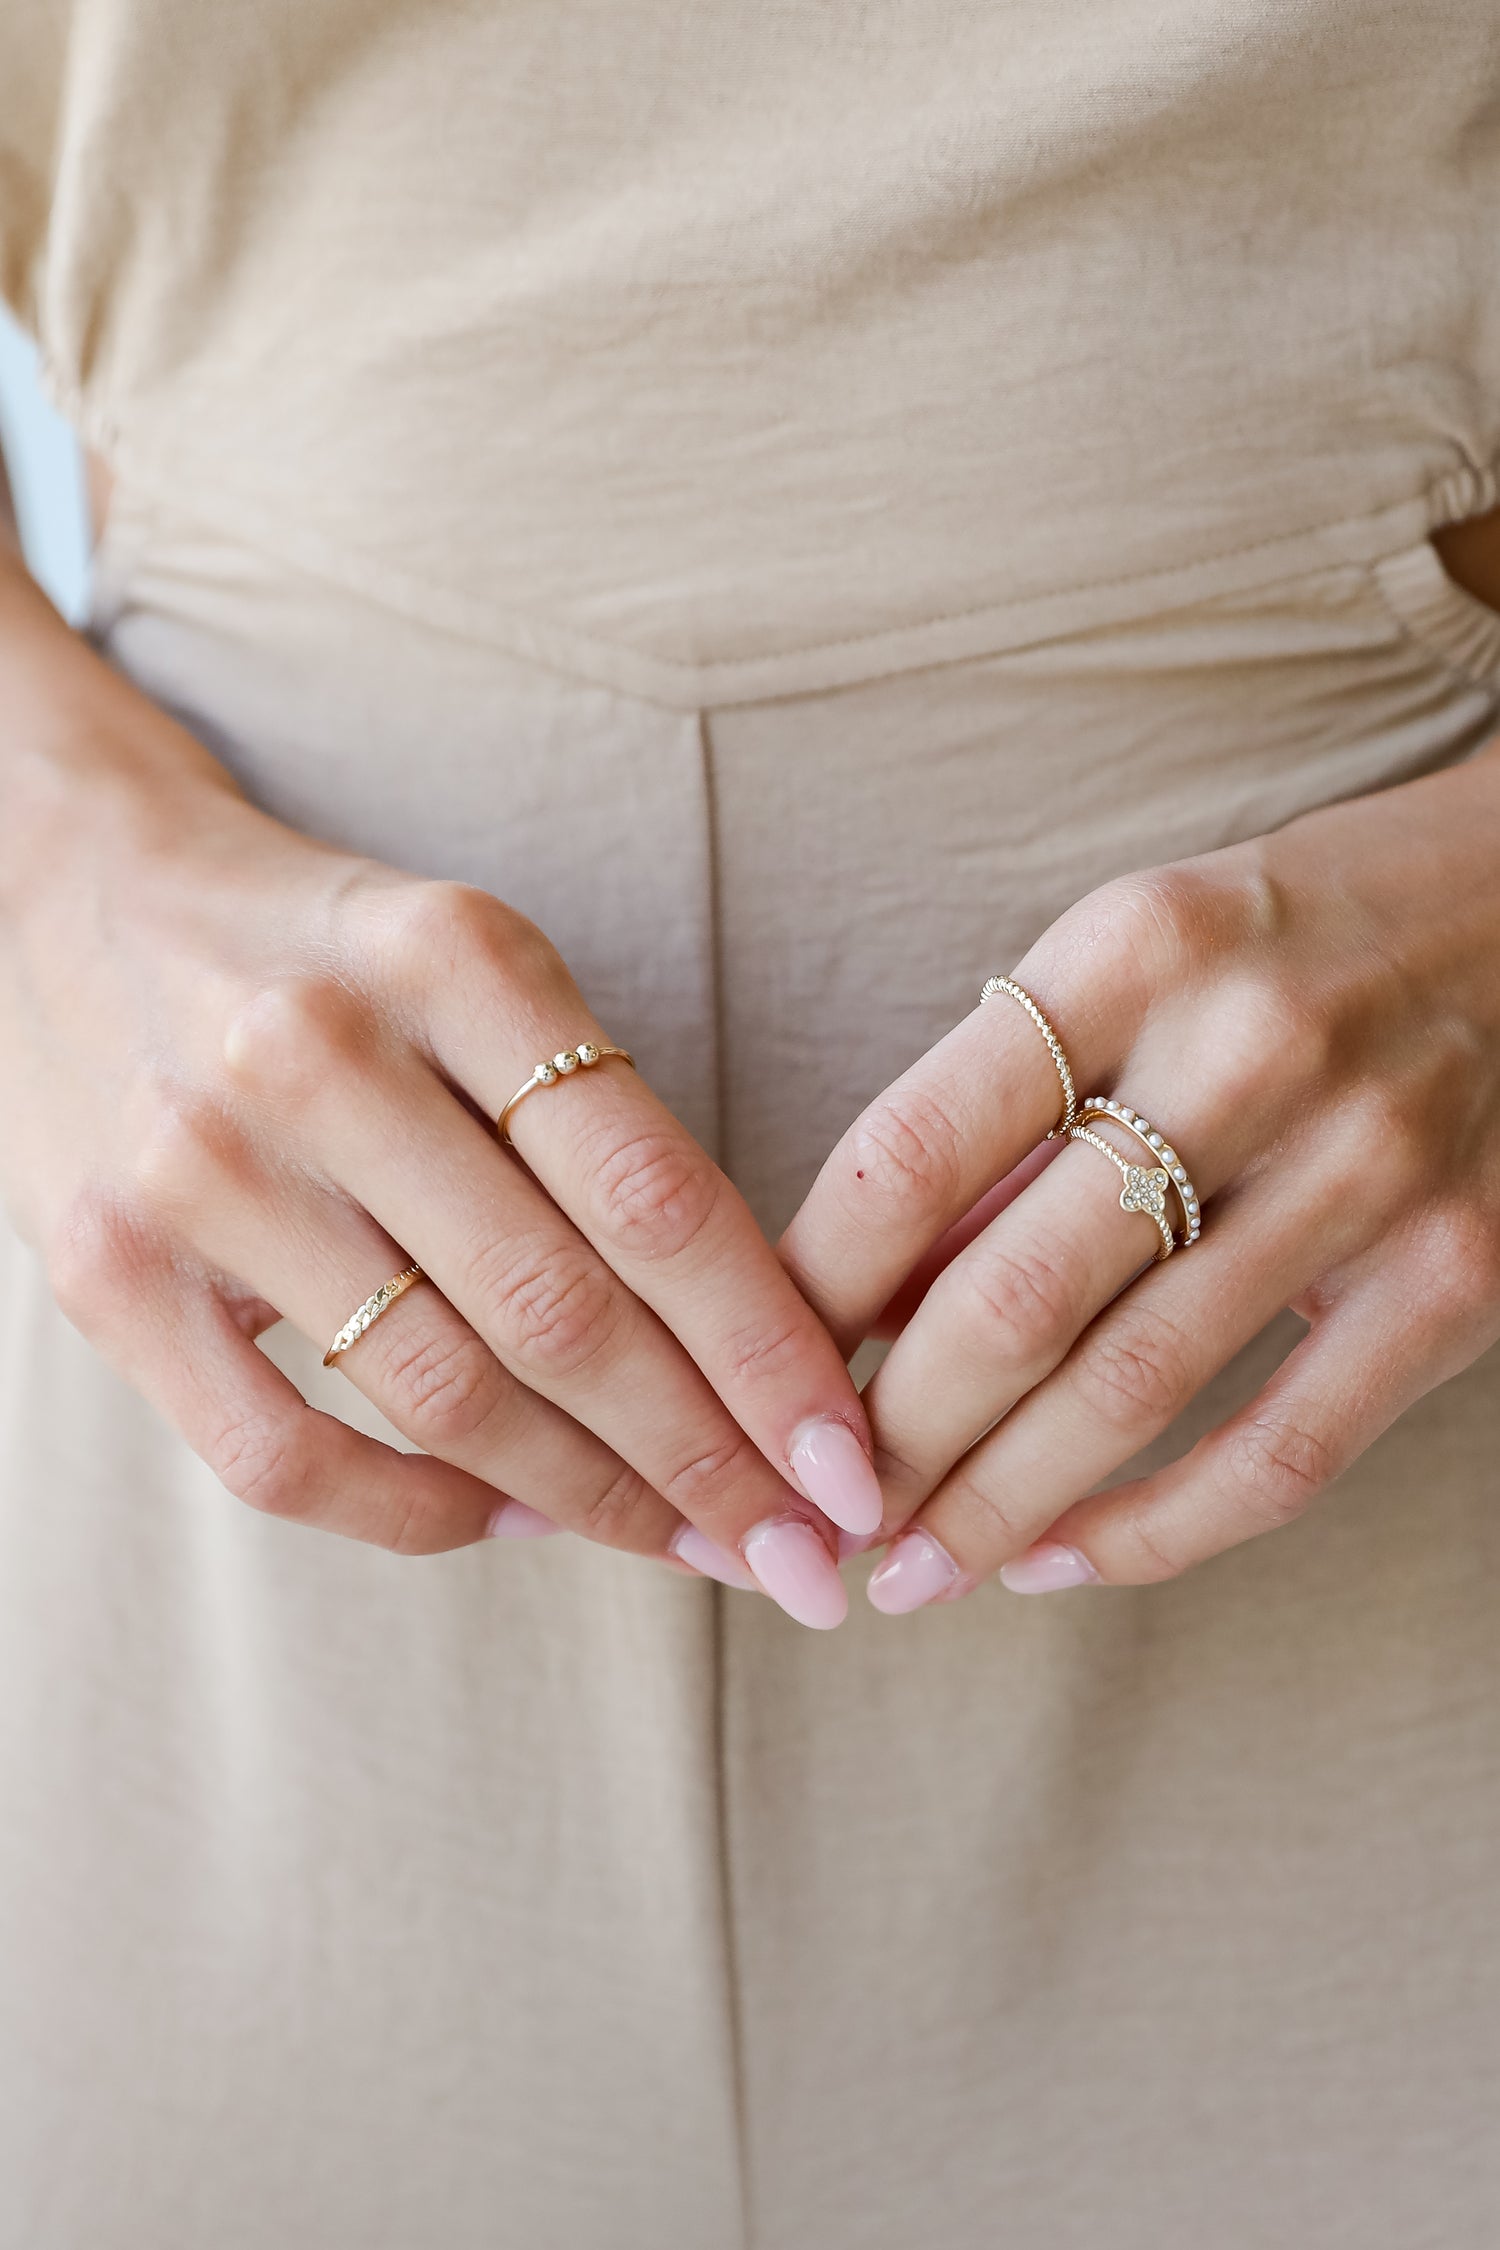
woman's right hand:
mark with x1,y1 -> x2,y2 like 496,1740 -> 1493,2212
0,552 -> 877,1625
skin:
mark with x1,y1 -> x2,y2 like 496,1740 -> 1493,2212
4,439 -> 1500,1614
781,717 -> 1500,1600
0,512 -> 875,1608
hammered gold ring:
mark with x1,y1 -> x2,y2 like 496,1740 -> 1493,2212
322,1265 -> 428,1367
496,1040 -> 637,1143
979,976 -> 1077,1136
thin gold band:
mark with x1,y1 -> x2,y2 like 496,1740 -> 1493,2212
1065,1128 -> 1175,1261
979,976 -> 1077,1136
1075,1098 -> 1201,1245
496,1040 -> 637,1144
322,1265 -> 427,1367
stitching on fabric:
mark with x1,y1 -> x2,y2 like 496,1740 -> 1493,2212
95,411 -> 1500,693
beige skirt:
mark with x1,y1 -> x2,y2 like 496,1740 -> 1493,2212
3,489 -> 1500,2249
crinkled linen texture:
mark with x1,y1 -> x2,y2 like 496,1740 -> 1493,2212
3,6 -> 1500,2247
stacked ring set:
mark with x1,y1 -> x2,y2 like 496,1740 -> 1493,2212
979,975 -> 1201,1262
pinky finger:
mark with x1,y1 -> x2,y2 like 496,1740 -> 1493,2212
1017,1281 -> 1446,1589
119,1272 -> 512,1556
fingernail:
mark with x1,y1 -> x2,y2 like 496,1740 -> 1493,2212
485,1499 -> 562,1539
838,1527 -> 884,1561
788,1418 -> 884,1536
867,1529 -> 964,1615
669,1524 -> 759,1590
743,1516 -> 848,1630
999,1541 -> 1100,1594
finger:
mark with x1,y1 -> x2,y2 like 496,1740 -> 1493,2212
56,1213 -> 505,1554
861,1047 -> 1277,1530
194,1171 -> 696,1562
359,891 -> 880,1534
865,1175 -> 1317,1611
222,992 -> 847,1620
869,1142 -> 1061,1342
781,975 -> 1132,1357
135,1105 -> 759,1581
862,1133 -> 1168,1525
1019,1262 -> 1465,1588
453,1007 -> 882,1537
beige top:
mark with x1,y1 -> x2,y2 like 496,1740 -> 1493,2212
3,0 -> 1500,705
6,9 -> 1500,2247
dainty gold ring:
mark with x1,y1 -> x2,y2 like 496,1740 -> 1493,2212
1066,1128 -> 1176,1261
323,1265 -> 427,1367
496,1040 -> 637,1143
979,976 -> 1077,1136
1075,1097 -> 1201,1245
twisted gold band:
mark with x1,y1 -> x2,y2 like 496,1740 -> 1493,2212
496,1040 -> 637,1143
1065,1129 -> 1175,1261
1075,1098 -> 1201,1245
322,1265 -> 427,1367
979,976 -> 1077,1136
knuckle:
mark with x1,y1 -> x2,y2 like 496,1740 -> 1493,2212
577,1460 -> 656,1548
381,881 -> 568,1004
1073,1304 -> 1197,1434
221,975 -> 365,1105
46,1190 -> 158,1333
851,1085 -> 965,1219
210,1413 -> 313,1521
591,1132 -> 722,1263
1416,1202 -> 1500,1313
721,1312 -> 808,1393
376,1324 -> 510,1451
1207,972 -> 1312,1106
1222,1413 -> 1337,1528
131,1091 -> 238,1209
474,1234 -> 623,1379
383,1481 -> 466,1559
1110,1502 -> 1195,1583
961,1234 -> 1080,1365
661,1429 -> 764,1517
949,1470 -> 1034,1555
1067,867 -> 1214,995
1321,1088 -> 1427,1222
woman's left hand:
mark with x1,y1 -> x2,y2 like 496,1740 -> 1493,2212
780,744 -> 1500,1609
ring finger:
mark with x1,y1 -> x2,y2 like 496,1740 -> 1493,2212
144,1114 -> 755,1580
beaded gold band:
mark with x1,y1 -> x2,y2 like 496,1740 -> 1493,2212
1066,1129 -> 1176,1261
1076,1097 -> 1201,1245
496,1040 -> 637,1143
322,1265 -> 427,1367
979,976 -> 1077,1136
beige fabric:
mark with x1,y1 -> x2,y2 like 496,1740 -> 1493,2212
2,491 -> 1499,2248
4,4 -> 1500,2244
2,3 -> 1500,705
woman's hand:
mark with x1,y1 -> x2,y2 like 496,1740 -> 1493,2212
0,555 -> 878,1625
782,745 -> 1500,1608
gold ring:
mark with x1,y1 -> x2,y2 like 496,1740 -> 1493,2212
322,1265 -> 427,1367
1065,1128 -> 1175,1260
1075,1097 -> 1201,1245
496,1040 -> 637,1143
979,976 -> 1077,1136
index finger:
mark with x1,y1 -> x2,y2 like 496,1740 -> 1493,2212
780,972 -> 1128,1359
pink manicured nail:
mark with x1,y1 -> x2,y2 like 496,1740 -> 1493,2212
867,1530 -> 964,1615
999,1541 -> 1100,1594
837,1527 -> 884,1561
669,1524 -> 759,1590
788,1418 -> 884,1535
485,1499 -> 562,1539
743,1516 -> 849,1629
